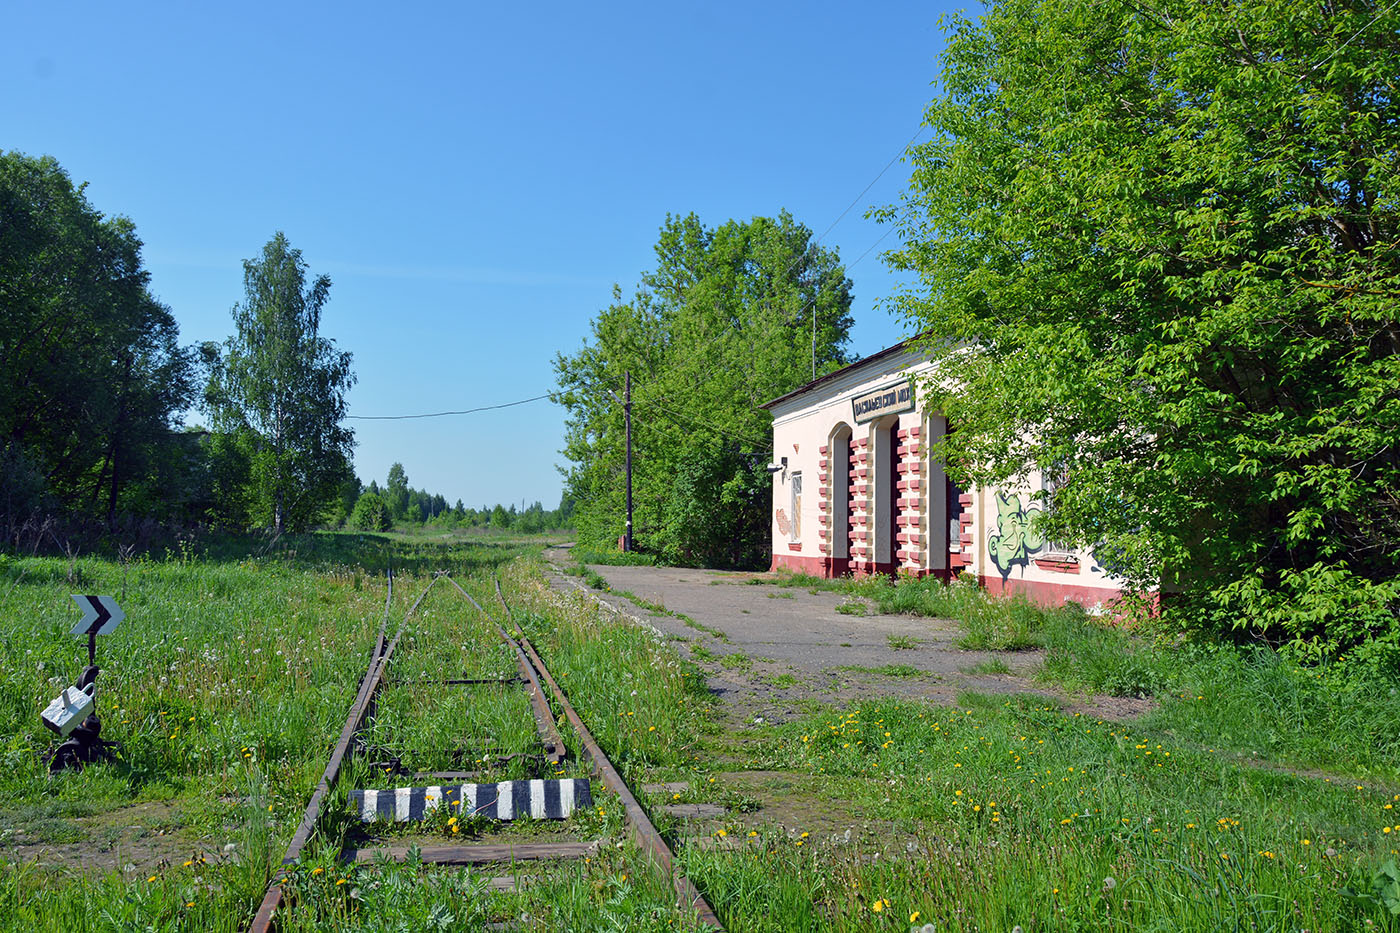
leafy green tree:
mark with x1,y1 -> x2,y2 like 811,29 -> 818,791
203,233 -> 355,533
490,504 -> 510,528
0,151 -> 193,529
883,0 -> 1400,668
331,472 -> 363,527
385,463 -> 409,519
349,491 -> 391,531
555,211 -> 853,566
197,427 -> 256,527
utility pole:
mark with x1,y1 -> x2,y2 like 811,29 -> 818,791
624,371 -> 633,552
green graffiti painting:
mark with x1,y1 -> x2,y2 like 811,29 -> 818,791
988,492 -> 1045,580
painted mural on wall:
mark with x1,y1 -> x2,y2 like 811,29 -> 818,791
988,492 -> 1046,580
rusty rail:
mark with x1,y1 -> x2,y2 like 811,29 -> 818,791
518,634 -> 724,930
248,572 -> 435,933
445,576 -> 566,764
246,570 -> 722,932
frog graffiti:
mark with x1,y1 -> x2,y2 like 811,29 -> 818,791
987,492 -> 1046,580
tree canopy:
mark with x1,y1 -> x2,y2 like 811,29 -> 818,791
203,233 -> 356,534
0,151 -> 193,533
555,211 -> 854,567
884,0 -> 1400,668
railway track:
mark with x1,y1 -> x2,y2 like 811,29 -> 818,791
247,569 -> 722,932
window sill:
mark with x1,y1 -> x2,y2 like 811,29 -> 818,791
1034,555 -> 1080,574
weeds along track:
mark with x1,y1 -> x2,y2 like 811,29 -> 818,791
248,569 -> 721,932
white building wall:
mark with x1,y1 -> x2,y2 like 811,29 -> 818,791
765,344 -> 1129,609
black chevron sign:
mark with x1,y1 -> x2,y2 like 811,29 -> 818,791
70,595 -> 125,637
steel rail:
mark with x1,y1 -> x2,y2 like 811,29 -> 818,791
478,572 -> 721,927
247,572 -> 436,933
489,573 -> 721,928
517,634 -> 724,931
444,576 -> 566,764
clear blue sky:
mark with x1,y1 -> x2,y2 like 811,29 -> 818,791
3,1 -> 962,510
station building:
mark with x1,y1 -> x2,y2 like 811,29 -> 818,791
761,339 -> 1128,611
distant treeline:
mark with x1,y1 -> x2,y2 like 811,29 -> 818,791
347,462 -> 573,533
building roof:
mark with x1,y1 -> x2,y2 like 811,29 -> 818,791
760,336 -> 925,411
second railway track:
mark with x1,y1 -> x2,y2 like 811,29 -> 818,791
248,568 -> 722,932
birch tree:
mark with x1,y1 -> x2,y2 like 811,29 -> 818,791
204,233 -> 355,533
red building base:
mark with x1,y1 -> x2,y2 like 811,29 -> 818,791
977,574 -> 1126,611
768,553 -> 1123,609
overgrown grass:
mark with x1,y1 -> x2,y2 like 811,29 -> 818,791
519,561 -> 1400,931
684,691 -> 1400,931
570,547 -> 657,567
766,570 -> 1065,651
10,544 -> 1397,931
835,664 -> 923,678
502,562 -> 713,777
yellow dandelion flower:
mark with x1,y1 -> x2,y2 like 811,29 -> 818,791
312,867 -> 324,875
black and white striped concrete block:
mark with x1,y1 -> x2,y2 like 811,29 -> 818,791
348,779 -> 592,822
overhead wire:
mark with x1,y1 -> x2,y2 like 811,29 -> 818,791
809,125 -> 925,252
630,396 -> 771,450
345,129 -> 917,426
345,393 -> 551,420
1310,0 -> 1400,72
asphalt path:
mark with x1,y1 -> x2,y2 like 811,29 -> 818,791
539,550 -> 1110,725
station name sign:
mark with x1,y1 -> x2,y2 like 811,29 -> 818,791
851,379 -> 915,424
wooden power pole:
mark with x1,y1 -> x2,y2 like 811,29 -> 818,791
624,370 -> 633,552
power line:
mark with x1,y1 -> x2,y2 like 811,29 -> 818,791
849,225 -> 898,269
1311,0 -> 1400,72
810,126 -> 925,251
632,396 -> 771,448
345,393 -> 551,420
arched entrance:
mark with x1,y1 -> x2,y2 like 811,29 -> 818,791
872,415 -> 900,574
828,423 -> 852,574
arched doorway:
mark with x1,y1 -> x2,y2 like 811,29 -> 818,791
872,415 -> 900,574
828,423 -> 852,574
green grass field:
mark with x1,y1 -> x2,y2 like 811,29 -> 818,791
2,537 -> 1398,930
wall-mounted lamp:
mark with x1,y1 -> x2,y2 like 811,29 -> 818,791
766,456 -> 787,474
